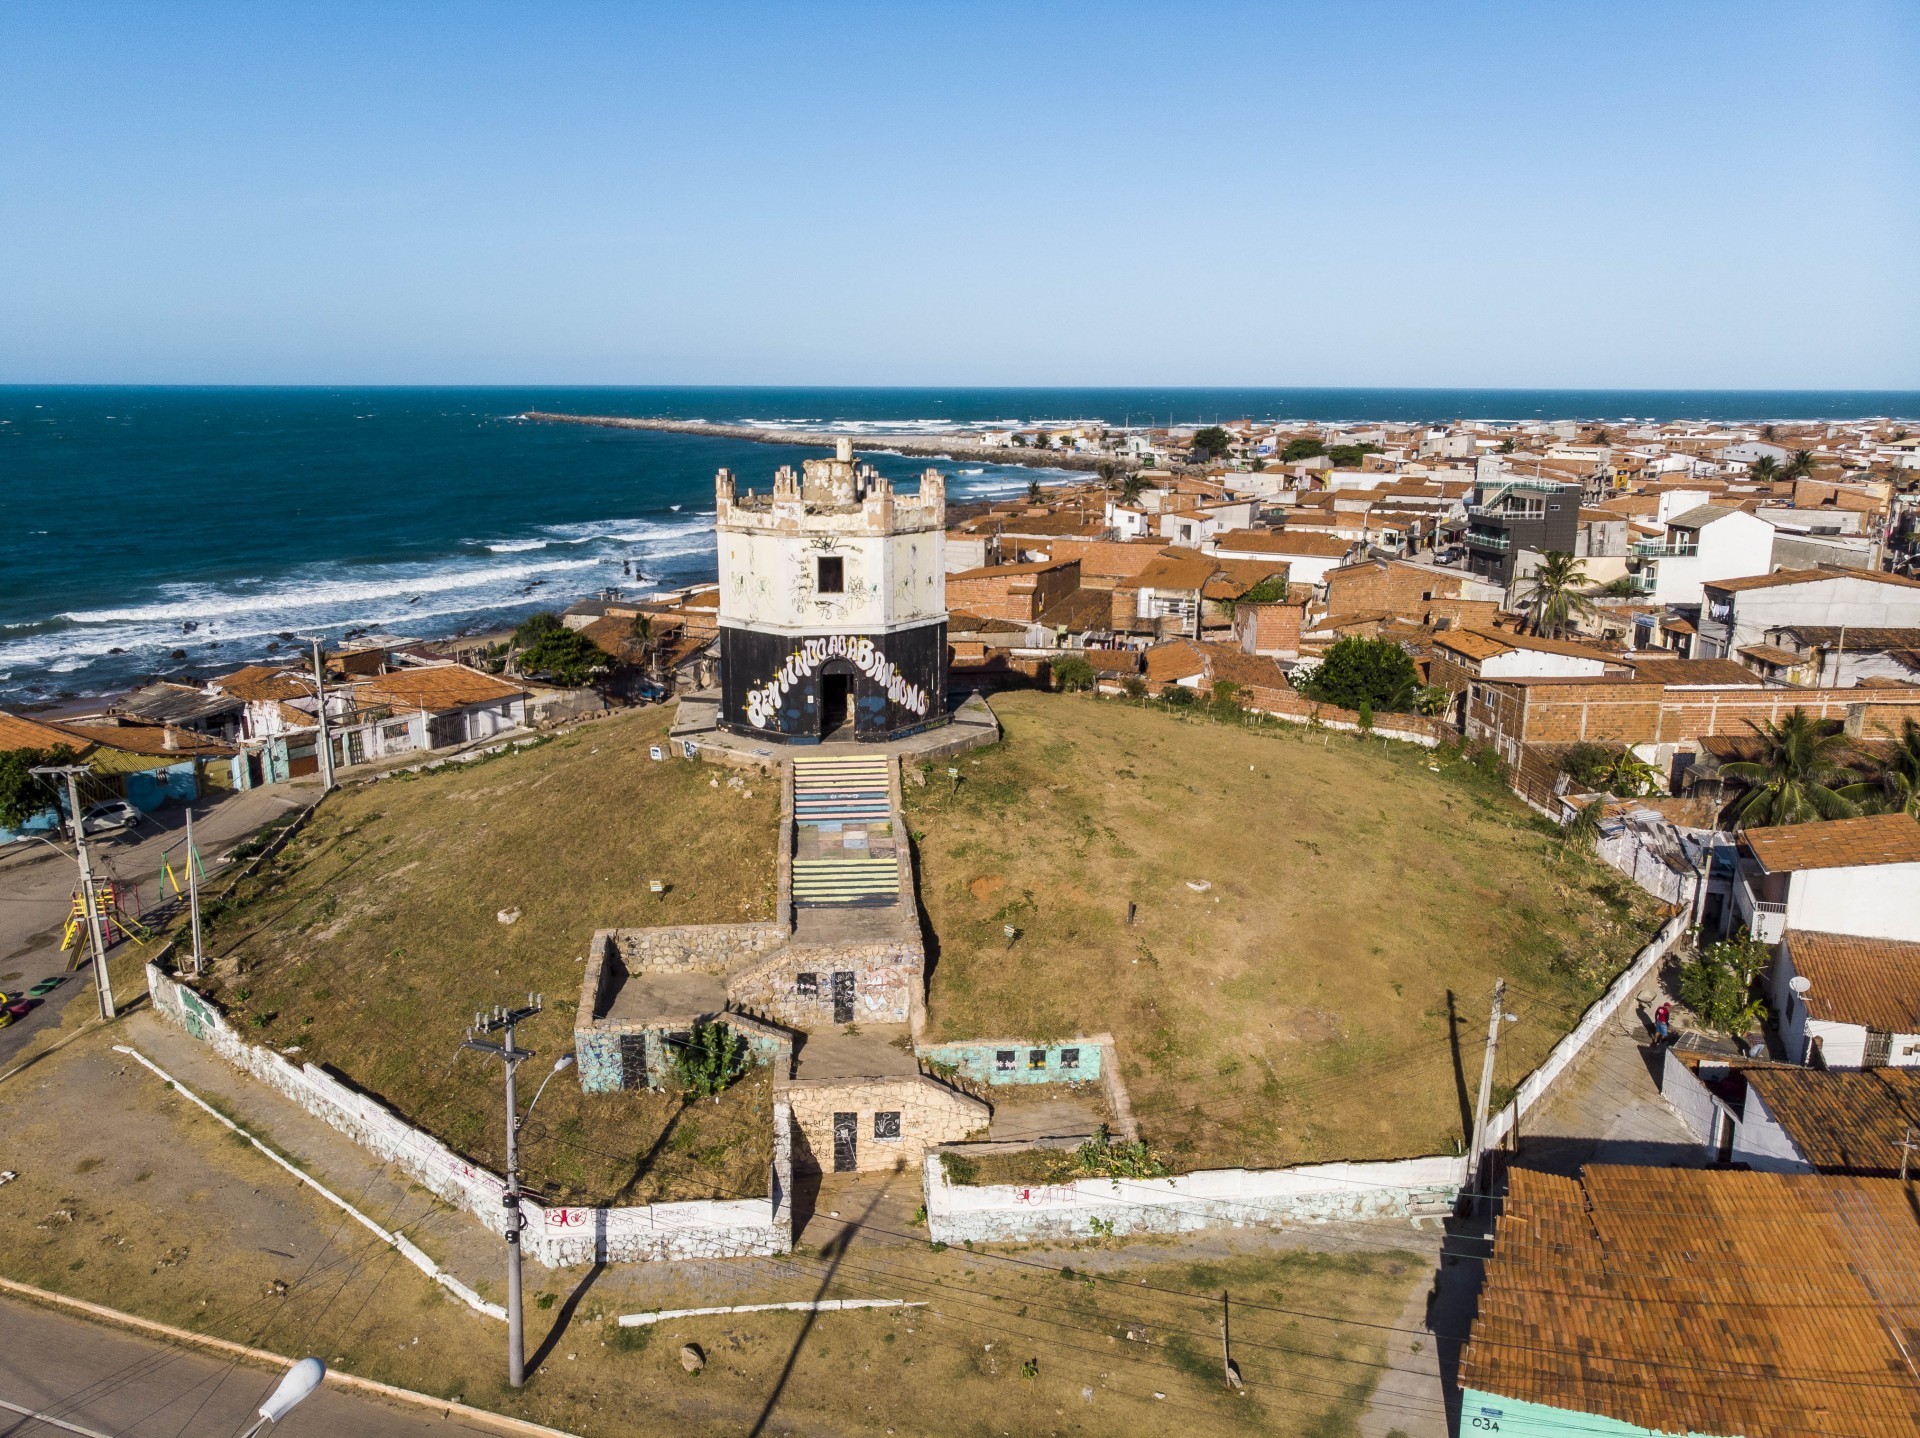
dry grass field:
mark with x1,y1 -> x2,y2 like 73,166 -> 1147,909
195,707 -> 782,1204
907,690 -> 1664,1172
0,1026 -> 1428,1438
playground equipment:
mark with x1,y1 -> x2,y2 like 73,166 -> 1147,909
60,878 -> 151,951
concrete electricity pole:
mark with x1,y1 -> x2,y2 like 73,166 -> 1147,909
463,996 -> 544,1388
1465,978 -> 1511,1216
184,800 -> 205,977
34,765 -> 114,1021
309,637 -> 335,791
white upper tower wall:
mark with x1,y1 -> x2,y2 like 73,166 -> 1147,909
715,443 -> 947,636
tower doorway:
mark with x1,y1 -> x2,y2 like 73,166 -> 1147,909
819,666 -> 853,737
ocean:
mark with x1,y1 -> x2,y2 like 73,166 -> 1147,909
4,385 -> 1917,709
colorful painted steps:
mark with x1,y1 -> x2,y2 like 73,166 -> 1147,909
792,755 -> 899,907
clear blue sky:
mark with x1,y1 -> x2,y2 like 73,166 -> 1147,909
2,1 -> 1915,388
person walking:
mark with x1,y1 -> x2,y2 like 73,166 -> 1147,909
1654,1001 -> 1672,1044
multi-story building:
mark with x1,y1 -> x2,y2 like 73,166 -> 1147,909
714,438 -> 948,743
1462,468 -> 1580,585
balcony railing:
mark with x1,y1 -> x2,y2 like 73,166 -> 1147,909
1467,503 -> 1546,519
1735,869 -> 1788,943
1465,531 -> 1512,551
1631,540 -> 1700,558
1625,570 -> 1657,593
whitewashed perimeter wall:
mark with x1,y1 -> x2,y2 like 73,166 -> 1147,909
147,965 -> 791,1267
923,1154 -> 1464,1245
1480,911 -> 1689,1152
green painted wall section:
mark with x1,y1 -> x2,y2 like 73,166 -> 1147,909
1460,1388 -> 1737,1438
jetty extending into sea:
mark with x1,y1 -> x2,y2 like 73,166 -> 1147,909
520,411 -> 1134,474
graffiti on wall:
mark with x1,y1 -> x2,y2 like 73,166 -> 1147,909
744,633 -> 931,729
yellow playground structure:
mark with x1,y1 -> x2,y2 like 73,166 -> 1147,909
61,879 -> 151,950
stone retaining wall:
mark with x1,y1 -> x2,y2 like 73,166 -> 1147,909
787,1074 -> 989,1175
606,922 -> 787,973
727,939 -> 920,1028
923,1152 -> 1463,1244
147,964 -> 793,1265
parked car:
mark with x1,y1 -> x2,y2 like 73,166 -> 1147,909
78,799 -> 141,836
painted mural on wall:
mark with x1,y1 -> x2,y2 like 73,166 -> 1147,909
745,633 -> 931,728
720,621 -> 947,742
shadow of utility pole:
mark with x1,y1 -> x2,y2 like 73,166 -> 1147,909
747,1184 -> 886,1438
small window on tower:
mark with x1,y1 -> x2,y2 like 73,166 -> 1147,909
817,556 -> 845,594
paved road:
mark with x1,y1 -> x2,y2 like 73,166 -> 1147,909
0,1295 -> 517,1437
0,784 -> 314,1065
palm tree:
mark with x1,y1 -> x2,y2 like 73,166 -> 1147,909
1515,552 -> 1595,638
1841,718 -> 1920,816
1721,708 -> 1860,826
1027,478 -> 1043,503
1782,449 -> 1816,481
1117,472 -> 1150,505
1749,455 -> 1781,484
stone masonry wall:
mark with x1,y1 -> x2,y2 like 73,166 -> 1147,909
920,1038 -> 1104,1087
786,1074 -> 989,1175
609,922 -> 787,974
728,940 -> 921,1028
147,964 -> 792,1265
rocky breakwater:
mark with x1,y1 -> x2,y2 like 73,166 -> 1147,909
521,412 -> 1145,475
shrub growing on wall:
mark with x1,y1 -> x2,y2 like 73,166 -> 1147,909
1678,936 -> 1770,1039
673,1020 -> 749,1098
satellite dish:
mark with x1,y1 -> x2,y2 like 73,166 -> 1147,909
1789,976 -> 1812,996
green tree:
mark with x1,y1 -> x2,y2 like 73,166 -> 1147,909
512,611 -> 566,647
673,1020 -> 749,1098
1497,437 -> 1517,454
1052,656 -> 1096,692
1721,708 -> 1860,826
1281,437 -> 1326,463
0,746 -> 77,830
1027,478 -> 1043,503
1116,472 -> 1151,505
1515,552 -> 1595,638
1303,637 -> 1420,713
1749,454 -> 1782,484
1840,718 -> 1920,816
1782,449 -> 1816,481
1160,683 -> 1198,707
1326,443 -> 1381,468
1121,676 -> 1147,701
1192,427 -> 1233,460
1209,680 -> 1245,719
1678,936 -> 1770,1039
517,625 -> 614,687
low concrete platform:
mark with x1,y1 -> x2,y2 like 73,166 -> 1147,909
791,1023 -> 919,1081
601,969 -> 729,1025
985,1091 -> 1107,1143
670,689 -> 999,771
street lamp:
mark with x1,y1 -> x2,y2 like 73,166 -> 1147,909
524,1052 -> 576,1130
238,1356 -> 325,1436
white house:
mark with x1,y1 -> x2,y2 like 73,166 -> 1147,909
1204,529 -> 1355,586
1662,1049 -> 1920,1170
1734,813 -> 1920,948
1696,567 -> 1920,660
1770,931 -> 1920,1070
1628,504 -> 1774,605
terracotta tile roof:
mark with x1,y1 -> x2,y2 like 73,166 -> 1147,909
1785,931 -> 1920,1032
1666,503 -> 1747,528
1461,1165 -> 1920,1438
1627,656 -> 1766,686
1746,813 -> 1920,872
948,558 -> 1078,580
1776,626 -> 1920,652
1434,626 -> 1616,666
1143,639 -> 1208,684
1036,589 -> 1115,631
1739,643 -> 1806,667
1211,528 -> 1353,557
50,720 -> 235,758
1706,566 -> 1920,595
1081,647 -> 1144,674
354,665 -> 526,714
212,665 -> 315,703
0,710 -> 94,753
1432,628 -> 1511,662
1740,1065 -> 1920,1174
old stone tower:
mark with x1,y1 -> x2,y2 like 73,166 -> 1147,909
715,438 -> 948,742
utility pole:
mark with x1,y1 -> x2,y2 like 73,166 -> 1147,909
184,801 -> 205,977
35,766 -> 114,1021
310,637 -> 335,791
1465,978 -> 1508,1215
1899,1126 -> 1918,1184
463,995 -> 543,1388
